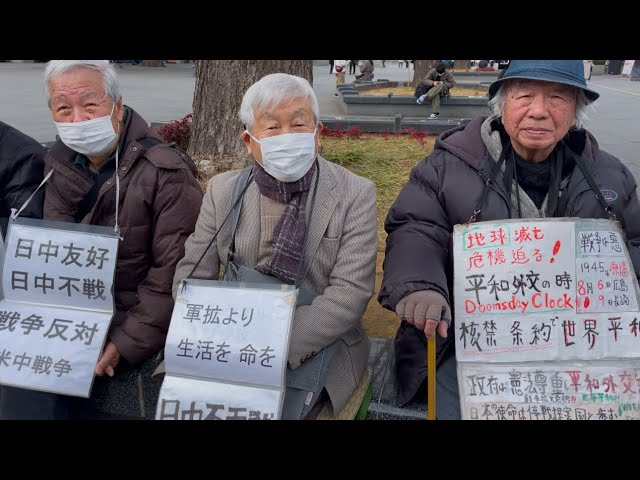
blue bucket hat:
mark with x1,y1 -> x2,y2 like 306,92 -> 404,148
489,60 -> 599,102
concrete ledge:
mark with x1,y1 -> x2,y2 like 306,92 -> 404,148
350,80 -> 491,92
321,116 -> 397,133
453,71 -> 499,79
345,95 -> 489,105
366,337 -> 427,420
344,99 -> 490,118
88,355 -> 163,419
320,115 -> 468,135
402,116 -> 471,134
339,83 -> 490,119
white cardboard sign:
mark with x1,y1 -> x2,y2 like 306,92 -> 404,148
157,279 -> 296,420
0,219 -> 118,397
454,218 -> 640,419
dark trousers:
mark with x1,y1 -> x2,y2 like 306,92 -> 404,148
0,357 -> 160,420
0,385 -> 71,420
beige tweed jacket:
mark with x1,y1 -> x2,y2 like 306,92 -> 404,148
172,156 -> 377,414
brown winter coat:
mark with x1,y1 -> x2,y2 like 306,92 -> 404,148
422,68 -> 456,89
44,107 -> 203,364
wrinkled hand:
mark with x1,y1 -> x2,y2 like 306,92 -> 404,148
95,341 -> 121,377
395,290 -> 451,339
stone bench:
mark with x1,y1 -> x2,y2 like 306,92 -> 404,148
320,114 -> 469,135
341,92 -> 490,118
451,71 -> 499,80
349,79 -> 492,92
366,337 -> 428,420
87,355 -> 163,420
337,81 -> 490,119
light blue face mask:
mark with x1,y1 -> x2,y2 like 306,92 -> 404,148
246,128 -> 317,183
54,102 -> 118,157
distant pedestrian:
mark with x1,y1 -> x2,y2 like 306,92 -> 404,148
416,62 -> 456,119
333,60 -> 349,95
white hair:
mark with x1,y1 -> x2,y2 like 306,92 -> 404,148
43,60 -> 121,108
239,73 -> 319,131
489,80 -> 593,129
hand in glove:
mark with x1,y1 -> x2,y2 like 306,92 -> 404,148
395,289 -> 451,339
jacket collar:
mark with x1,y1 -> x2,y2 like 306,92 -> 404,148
47,106 -> 163,191
436,114 -> 601,174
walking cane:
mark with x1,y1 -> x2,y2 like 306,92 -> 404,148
427,336 -> 436,420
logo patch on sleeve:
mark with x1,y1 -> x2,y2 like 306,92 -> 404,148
600,189 -> 618,203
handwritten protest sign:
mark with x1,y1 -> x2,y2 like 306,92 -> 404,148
0,218 -> 118,397
460,362 -> 640,420
454,218 -> 640,419
156,279 -> 296,420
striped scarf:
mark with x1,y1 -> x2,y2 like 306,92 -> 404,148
253,163 -> 316,284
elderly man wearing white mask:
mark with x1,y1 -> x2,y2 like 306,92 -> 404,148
0,60 -> 203,419
172,73 -> 377,420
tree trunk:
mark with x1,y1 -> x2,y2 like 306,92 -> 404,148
189,60 -> 313,179
412,60 -> 438,87
454,60 -> 470,71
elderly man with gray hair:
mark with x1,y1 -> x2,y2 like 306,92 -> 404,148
173,73 -> 377,420
0,60 -> 203,419
380,60 -> 640,419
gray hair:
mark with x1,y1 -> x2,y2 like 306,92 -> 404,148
239,73 -> 319,131
489,80 -> 593,129
43,60 -> 122,108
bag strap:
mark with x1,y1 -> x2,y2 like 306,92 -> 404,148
570,147 -> 617,222
466,146 -> 508,224
185,167 -> 254,281
227,166 -> 253,263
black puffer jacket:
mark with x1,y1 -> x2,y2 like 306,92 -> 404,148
0,121 -> 45,235
379,115 -> 640,404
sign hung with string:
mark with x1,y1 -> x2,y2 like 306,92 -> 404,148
155,279 -> 296,420
453,218 -> 640,420
0,215 -> 119,397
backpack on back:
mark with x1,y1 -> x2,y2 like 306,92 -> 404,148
414,82 -> 431,98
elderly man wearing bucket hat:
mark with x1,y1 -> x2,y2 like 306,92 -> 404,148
378,60 -> 640,419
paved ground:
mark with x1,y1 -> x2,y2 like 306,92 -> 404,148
585,75 -> 640,180
1,61 -> 638,180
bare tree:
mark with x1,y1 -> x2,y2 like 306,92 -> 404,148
454,60 -> 470,71
189,60 -> 313,179
412,60 -> 438,87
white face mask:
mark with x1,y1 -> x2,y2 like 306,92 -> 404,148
54,103 -> 118,157
247,129 -> 317,183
